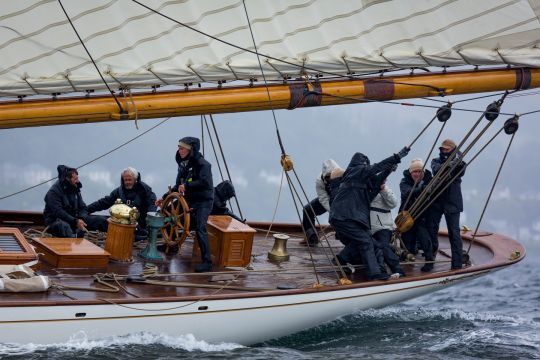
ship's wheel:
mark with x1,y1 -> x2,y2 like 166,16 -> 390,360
160,192 -> 191,251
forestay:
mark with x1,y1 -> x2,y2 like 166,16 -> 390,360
2,0 -> 540,96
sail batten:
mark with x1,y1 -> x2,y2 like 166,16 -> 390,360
1,0 -> 540,97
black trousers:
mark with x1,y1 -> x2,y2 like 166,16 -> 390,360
373,229 -> 403,274
302,198 -> 327,240
402,220 -> 433,261
191,204 -> 212,263
47,215 -> 108,238
430,208 -> 463,268
330,219 -> 382,279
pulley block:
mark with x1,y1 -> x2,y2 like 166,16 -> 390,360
485,101 -> 500,121
436,104 -> 452,122
395,210 -> 414,233
503,115 -> 519,134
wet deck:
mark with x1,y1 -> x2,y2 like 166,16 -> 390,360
0,213 -> 525,307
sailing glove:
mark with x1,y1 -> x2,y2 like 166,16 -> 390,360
396,146 -> 410,159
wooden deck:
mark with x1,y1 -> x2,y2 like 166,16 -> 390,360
0,212 -> 526,307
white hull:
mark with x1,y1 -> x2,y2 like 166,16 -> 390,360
0,268 -> 494,345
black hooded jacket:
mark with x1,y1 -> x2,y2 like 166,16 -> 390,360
175,137 -> 214,204
399,168 -> 433,220
329,153 -> 400,227
211,180 -> 243,222
431,150 -> 466,213
43,165 -> 88,227
87,172 -> 157,219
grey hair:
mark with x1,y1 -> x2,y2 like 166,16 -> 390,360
122,167 -> 139,179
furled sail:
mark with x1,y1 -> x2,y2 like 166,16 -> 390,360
2,0 -> 540,97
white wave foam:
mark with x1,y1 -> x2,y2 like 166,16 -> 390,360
355,307 -> 531,326
428,328 -> 496,351
428,326 -> 540,352
0,332 -> 243,356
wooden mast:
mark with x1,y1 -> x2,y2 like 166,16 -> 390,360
0,67 -> 538,129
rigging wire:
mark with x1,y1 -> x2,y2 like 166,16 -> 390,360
241,0 -> 286,156
208,114 -> 244,220
283,172 -> 323,284
407,111 -> 439,149
131,0 -> 353,81
409,92 -> 511,218
263,170 -> 285,242
401,112 -> 448,212
57,0 -> 125,115
202,115 -> 225,181
413,125 -> 506,221
466,132 -> 516,254
316,91 -> 516,117
290,168 -> 344,280
241,0 -> 344,282
130,0 -> 452,95
202,114 -> 244,219
200,115 -> 205,157
0,117 -> 170,201
520,108 -> 540,116
408,106 -> 496,218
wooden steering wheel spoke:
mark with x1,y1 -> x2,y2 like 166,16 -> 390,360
161,192 -> 191,248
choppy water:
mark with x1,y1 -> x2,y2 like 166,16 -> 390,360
2,245 -> 539,360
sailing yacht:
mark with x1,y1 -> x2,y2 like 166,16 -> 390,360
0,0 -> 535,345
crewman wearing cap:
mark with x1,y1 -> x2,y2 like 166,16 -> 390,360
157,137 -> 214,273
399,158 -> 435,271
430,139 -> 467,270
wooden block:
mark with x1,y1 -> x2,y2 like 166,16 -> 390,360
32,238 -> 110,268
193,216 -> 256,267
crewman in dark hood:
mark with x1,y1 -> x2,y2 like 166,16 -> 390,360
87,167 -> 157,237
211,180 -> 243,222
158,136 -> 214,272
329,147 -> 409,280
429,139 -> 467,270
43,165 -> 108,237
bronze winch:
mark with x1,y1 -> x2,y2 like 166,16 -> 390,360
268,233 -> 290,262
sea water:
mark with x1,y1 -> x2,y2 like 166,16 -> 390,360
2,245 -> 538,360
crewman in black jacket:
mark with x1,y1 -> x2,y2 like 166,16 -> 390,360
43,165 -> 108,237
430,139 -> 467,270
159,137 -> 214,272
399,158 -> 435,271
329,147 -> 409,280
211,180 -> 243,222
87,167 -> 157,238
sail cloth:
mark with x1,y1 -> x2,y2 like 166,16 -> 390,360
0,264 -> 50,292
1,0 -> 540,97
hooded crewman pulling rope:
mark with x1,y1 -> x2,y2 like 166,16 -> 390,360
329,147 -> 410,280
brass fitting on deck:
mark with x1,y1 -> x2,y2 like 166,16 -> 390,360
338,278 -> 352,285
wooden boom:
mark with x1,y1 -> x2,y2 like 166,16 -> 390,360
0,67 -> 538,129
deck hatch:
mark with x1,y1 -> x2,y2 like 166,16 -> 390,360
0,227 -> 38,265
0,235 -> 24,252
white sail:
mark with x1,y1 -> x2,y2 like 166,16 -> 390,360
1,0 -> 540,96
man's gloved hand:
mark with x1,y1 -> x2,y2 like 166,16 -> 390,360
449,151 -> 463,167
390,163 -> 398,172
397,146 -> 410,159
